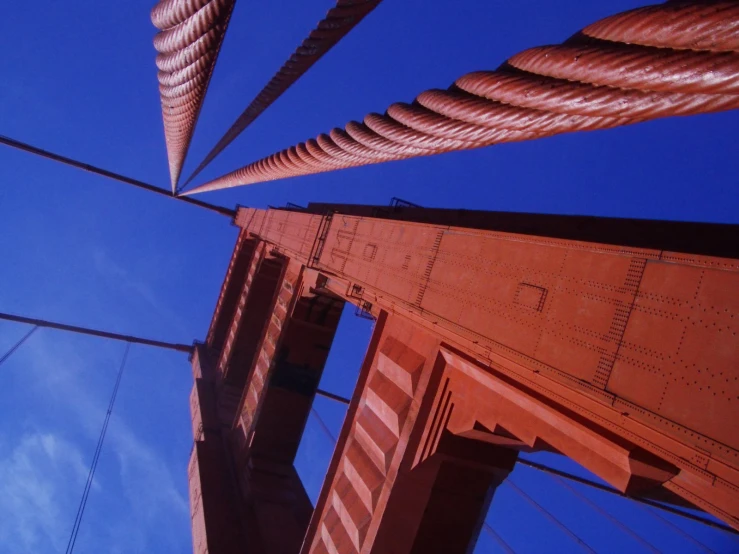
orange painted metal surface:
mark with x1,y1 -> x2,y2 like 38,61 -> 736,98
206,233 -> 256,349
189,245 -> 347,553
302,313 -> 522,554
187,344 -> 248,554
188,205 -> 738,554
235,206 -> 739,534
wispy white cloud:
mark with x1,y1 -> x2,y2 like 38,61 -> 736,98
1,331 -> 190,553
110,422 -> 189,522
92,248 -> 189,338
0,431 -> 87,553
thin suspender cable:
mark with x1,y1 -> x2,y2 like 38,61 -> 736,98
0,134 -> 234,217
505,479 -> 596,553
638,504 -> 717,554
482,522 -> 516,554
65,342 -> 131,554
310,406 -> 337,443
0,325 -> 38,367
315,388 -> 350,405
0,311 -> 193,353
517,458 -> 738,535
550,474 -> 662,554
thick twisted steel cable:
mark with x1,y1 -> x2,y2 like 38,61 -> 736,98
582,1 -> 739,53
180,0 -> 382,189
156,29 -> 217,73
183,0 -> 739,196
508,42 -> 739,94
151,0 -> 210,30
153,0 -> 230,52
152,0 -> 236,192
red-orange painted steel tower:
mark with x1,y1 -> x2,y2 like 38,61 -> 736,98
188,203 -> 739,553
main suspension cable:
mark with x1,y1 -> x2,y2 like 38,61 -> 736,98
65,342 -> 131,554
150,0 -> 237,191
183,0 -> 739,195
181,0 -> 383,189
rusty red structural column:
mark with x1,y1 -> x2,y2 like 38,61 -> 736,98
181,0 -> 383,188
152,0 -> 236,192
183,0 -> 739,195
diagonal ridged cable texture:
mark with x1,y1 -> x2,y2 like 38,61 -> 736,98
152,0 -> 236,192
183,0 -> 739,196
181,0 -> 382,189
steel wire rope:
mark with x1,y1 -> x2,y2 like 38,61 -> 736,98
516,458 -> 738,534
0,310 -> 194,352
181,0 -> 384,190
0,310 -> 349,405
638,503 -> 718,554
64,342 -> 131,554
182,0 -> 739,195
310,405 -> 338,443
151,0 -> 236,191
548,471 -> 733,552
482,522 -> 516,554
505,478 -> 597,553
548,472 -> 663,554
0,134 -> 234,217
0,325 -> 38,367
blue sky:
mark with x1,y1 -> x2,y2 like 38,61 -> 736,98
0,0 -> 737,552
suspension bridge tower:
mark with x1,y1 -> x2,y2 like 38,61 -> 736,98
147,0 -> 739,552
187,202 -> 739,554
